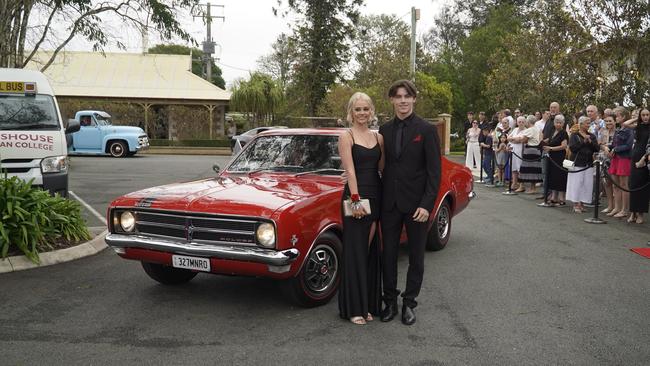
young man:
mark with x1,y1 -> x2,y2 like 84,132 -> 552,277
480,126 -> 495,186
378,80 -> 441,326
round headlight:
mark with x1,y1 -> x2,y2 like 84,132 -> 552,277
256,223 -> 275,248
120,211 -> 136,232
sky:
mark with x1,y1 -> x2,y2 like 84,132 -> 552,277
67,1 -> 444,89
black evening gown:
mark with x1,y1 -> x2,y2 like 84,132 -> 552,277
338,140 -> 382,320
629,123 -> 650,213
547,130 -> 568,192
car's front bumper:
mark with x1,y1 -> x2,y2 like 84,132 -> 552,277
105,233 -> 299,266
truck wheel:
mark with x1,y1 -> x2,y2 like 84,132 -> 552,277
108,141 -> 128,158
284,232 -> 341,307
141,262 -> 198,285
426,200 -> 452,251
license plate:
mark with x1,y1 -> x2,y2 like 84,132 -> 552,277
0,81 -> 25,93
172,255 -> 211,272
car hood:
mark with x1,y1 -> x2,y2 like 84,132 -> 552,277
104,125 -> 146,135
112,174 -> 342,218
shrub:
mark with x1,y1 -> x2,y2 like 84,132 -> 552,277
0,175 -> 90,263
149,139 -> 231,147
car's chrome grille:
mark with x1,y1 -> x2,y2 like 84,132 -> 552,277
133,211 -> 260,246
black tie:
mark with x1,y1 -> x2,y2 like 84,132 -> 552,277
395,122 -> 404,156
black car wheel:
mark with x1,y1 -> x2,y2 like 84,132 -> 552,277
141,262 -> 198,285
426,200 -> 452,251
285,232 -> 341,307
108,141 -> 128,158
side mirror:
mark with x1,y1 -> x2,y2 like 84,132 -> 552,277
66,119 -> 80,134
212,164 -> 221,174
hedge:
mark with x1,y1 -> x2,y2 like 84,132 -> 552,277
149,139 -> 231,147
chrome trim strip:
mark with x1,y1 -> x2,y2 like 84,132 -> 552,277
191,228 -> 255,235
106,234 -> 298,266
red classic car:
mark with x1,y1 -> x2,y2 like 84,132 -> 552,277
105,128 -> 474,307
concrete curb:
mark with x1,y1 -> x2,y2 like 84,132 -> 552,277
0,229 -> 108,274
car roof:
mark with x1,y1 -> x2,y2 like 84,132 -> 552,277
258,128 -> 345,137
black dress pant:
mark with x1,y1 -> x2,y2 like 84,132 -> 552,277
381,204 -> 427,308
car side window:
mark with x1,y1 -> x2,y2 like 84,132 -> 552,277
80,116 -> 92,127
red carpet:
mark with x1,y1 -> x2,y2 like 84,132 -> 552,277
630,248 -> 650,259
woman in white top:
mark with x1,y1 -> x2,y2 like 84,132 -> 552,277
510,116 -> 543,193
465,121 -> 481,169
507,117 -> 526,192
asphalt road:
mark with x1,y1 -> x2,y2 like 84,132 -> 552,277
1,155 -> 649,365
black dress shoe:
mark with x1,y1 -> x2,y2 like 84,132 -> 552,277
380,302 -> 398,322
402,305 -> 416,325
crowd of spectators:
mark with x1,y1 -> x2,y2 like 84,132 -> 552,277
463,104 -> 650,224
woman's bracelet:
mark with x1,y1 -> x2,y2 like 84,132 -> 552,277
351,201 -> 363,210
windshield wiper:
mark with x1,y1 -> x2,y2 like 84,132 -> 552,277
295,168 -> 344,176
247,165 -> 305,175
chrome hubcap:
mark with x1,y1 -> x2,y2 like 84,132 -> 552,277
437,206 -> 449,239
111,144 -> 123,155
304,244 -> 338,293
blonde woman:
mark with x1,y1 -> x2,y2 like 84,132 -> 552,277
337,92 -> 384,325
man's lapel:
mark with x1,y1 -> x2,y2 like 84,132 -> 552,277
383,120 -> 395,161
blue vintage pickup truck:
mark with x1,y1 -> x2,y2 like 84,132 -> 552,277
68,110 -> 149,157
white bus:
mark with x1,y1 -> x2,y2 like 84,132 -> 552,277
0,68 -> 80,197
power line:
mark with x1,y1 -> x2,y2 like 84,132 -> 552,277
217,61 -> 251,72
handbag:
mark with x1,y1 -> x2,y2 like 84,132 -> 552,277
343,199 -> 371,216
562,159 -> 575,169
563,150 -> 580,169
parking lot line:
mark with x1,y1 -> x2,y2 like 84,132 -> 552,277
69,190 -> 105,223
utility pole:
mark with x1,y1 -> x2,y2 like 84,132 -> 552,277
410,7 -> 420,81
193,3 -> 225,83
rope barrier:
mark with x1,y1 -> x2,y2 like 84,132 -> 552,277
546,155 -> 594,173
509,149 -> 543,163
601,168 -> 650,193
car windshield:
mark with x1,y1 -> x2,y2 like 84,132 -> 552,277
0,94 -> 60,130
94,114 -> 112,126
228,134 -> 342,173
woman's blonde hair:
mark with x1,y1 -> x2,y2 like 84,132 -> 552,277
613,106 -> 630,120
346,92 -> 375,124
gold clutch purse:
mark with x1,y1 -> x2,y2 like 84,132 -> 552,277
343,199 -> 371,216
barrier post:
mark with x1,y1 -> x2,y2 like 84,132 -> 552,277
538,153 -> 553,207
585,160 -> 606,224
475,148 -> 484,183
503,151 -> 517,195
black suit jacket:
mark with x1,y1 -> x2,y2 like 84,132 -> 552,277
379,114 -> 442,214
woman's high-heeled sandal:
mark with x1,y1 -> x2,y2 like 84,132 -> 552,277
350,316 -> 366,325
365,313 -> 373,321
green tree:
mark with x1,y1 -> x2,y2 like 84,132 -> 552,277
230,72 -> 284,126
484,2 -> 596,114
1,0 -> 198,70
256,33 -> 297,92
148,44 -> 225,89
352,15 -> 411,89
275,0 -> 363,116
414,72 -> 453,118
570,0 -> 650,106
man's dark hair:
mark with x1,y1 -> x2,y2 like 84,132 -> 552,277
467,111 -> 474,115
504,109 -> 512,116
388,79 -> 418,98
479,111 -> 485,115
